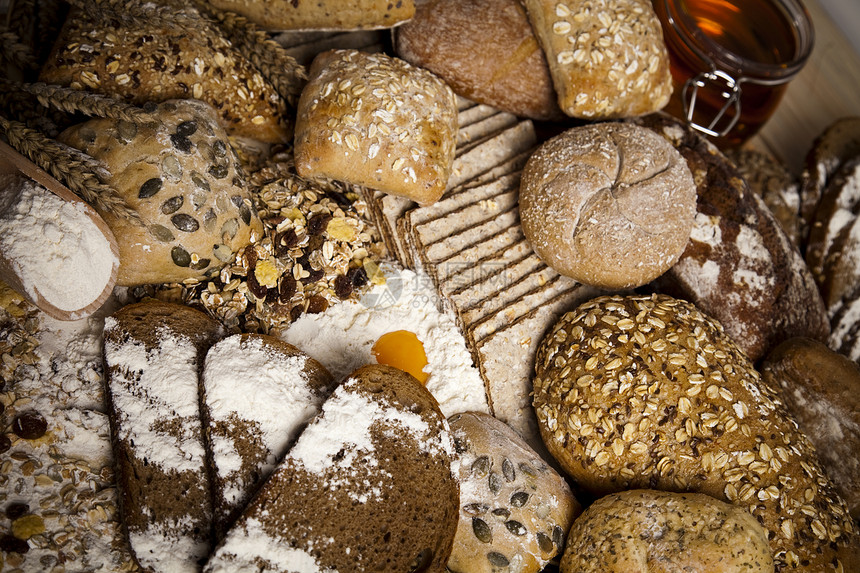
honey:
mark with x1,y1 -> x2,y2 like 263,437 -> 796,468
653,0 -> 814,146
371,330 -> 429,384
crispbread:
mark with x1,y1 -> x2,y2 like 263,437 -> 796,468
200,334 -> 336,539
433,225 -> 525,284
475,287 -> 596,451
413,184 -> 520,246
467,274 -> 582,344
424,206 -> 520,264
440,238 -> 534,294
456,112 -> 520,154
204,365 -> 459,573
448,251 -> 543,311
458,258 -> 556,328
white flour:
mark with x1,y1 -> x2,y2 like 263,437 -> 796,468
0,174 -> 115,312
280,265 -> 490,417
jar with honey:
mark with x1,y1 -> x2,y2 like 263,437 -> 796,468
652,0 -> 814,147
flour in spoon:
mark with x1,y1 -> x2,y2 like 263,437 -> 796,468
0,174 -> 116,313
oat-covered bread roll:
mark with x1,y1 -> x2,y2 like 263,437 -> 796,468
561,490 -> 774,572
519,122 -> 696,289
205,365 -> 459,573
204,0 -> 415,31
447,412 -> 580,573
395,0 -> 562,121
636,113 -> 829,362
761,337 -> 860,520
39,6 -> 294,143
58,99 -> 263,287
533,293 -> 860,571
294,49 -> 458,206
201,334 -> 336,538
522,0 -> 672,119
103,301 -> 225,573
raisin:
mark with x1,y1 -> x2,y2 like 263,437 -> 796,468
290,305 -> 304,322
0,534 -> 28,554
279,276 -> 297,303
302,268 -> 324,284
246,271 -> 267,300
307,295 -> 329,314
348,266 -> 369,288
0,434 -> 9,454
12,411 -> 47,440
4,503 -> 28,520
307,212 -> 332,236
334,275 -> 353,299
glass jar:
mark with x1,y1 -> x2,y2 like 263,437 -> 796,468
652,0 -> 814,147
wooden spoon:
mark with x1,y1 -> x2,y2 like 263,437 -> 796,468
0,139 -> 120,321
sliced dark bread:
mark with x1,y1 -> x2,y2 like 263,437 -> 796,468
205,364 -> 459,573
103,300 -> 225,573
201,333 -> 336,539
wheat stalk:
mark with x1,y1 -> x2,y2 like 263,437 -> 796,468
0,116 -> 143,225
194,3 -> 307,108
63,0 -> 200,30
0,29 -> 39,71
17,82 -> 152,123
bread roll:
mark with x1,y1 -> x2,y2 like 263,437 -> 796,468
561,490 -> 774,572
533,293 -> 860,571
201,333 -> 336,538
521,0 -> 672,119
58,99 -> 263,287
760,337 -> 860,520
294,49 -> 458,206
39,7 -> 293,143
205,364 -> 459,572
395,0 -> 562,121
636,113 -> 829,362
519,122 -> 696,289
103,301 -> 225,573
204,0 -> 415,31
447,412 -> 580,573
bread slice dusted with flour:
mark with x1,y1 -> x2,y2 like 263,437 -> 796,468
201,333 -> 336,538
103,301 -> 225,572
205,364 -> 459,573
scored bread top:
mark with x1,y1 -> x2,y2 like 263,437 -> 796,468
294,49 -> 459,206
205,364 -> 459,573
533,293 -> 860,571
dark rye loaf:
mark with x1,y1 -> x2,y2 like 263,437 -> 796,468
205,364 -> 459,573
634,113 -> 829,362
103,301 -> 225,572
201,333 -> 336,539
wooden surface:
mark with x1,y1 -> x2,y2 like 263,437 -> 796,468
750,0 -> 860,172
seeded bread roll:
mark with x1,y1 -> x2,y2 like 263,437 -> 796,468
58,99 -> 263,287
561,490 -> 774,572
519,122 -> 696,289
204,0 -> 415,31
201,334 -> 336,539
39,6 -> 293,143
447,412 -> 581,573
522,0 -> 672,119
205,364 -> 459,573
533,293 -> 860,572
103,301 -> 225,573
395,0 -> 562,121
760,337 -> 860,520
635,113 -> 829,362
294,49 -> 459,206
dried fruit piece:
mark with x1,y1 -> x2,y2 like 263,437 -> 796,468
12,411 -> 47,440
11,515 -> 45,539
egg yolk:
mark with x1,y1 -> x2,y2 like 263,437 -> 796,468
371,330 -> 429,384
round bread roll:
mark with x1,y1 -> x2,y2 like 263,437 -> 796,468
519,123 -> 696,289
395,0 -> 563,121
447,412 -> 581,573
58,99 -> 263,286
532,293 -> 860,571
560,490 -> 774,573
760,337 -> 860,520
